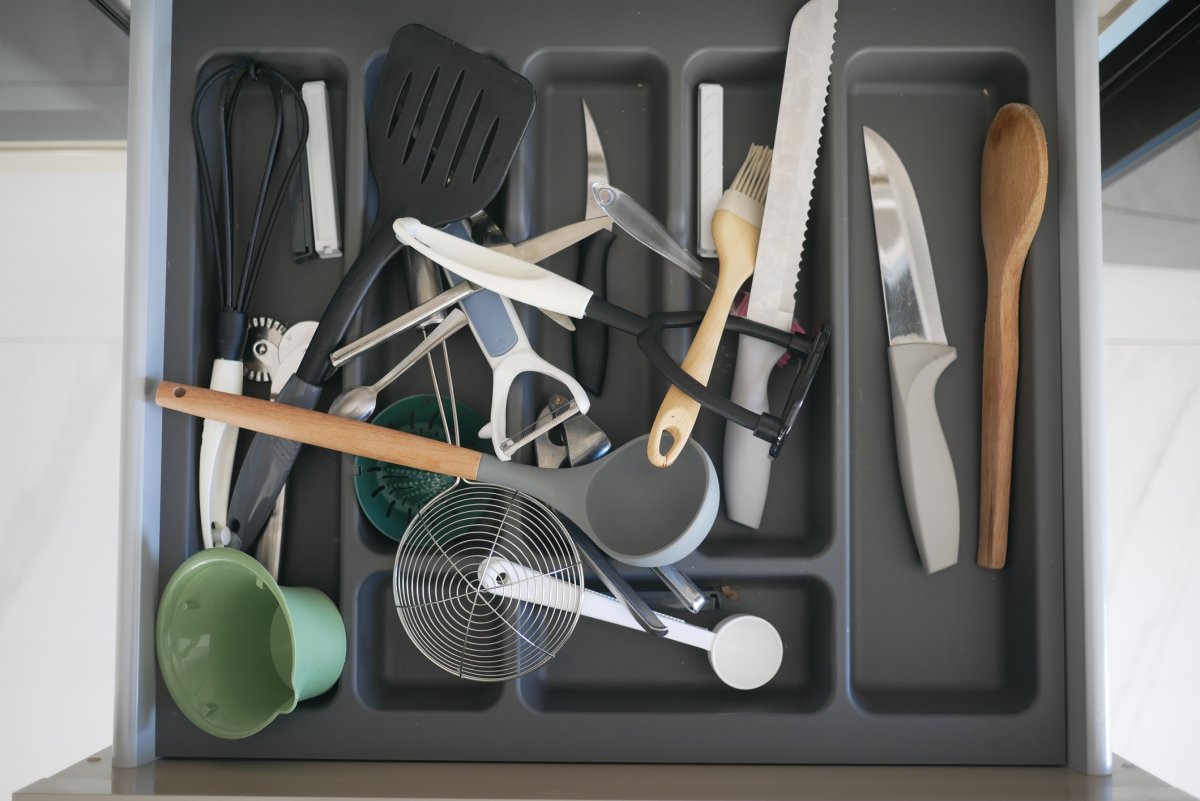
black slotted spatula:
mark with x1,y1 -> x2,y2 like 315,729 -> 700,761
225,25 -> 535,549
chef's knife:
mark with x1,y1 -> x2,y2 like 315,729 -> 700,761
724,0 -> 837,529
574,99 -> 616,395
862,126 -> 959,575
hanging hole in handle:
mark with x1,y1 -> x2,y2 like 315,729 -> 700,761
173,386 -> 187,398
648,427 -> 680,469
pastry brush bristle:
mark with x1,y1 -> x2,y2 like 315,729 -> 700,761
729,144 -> 773,204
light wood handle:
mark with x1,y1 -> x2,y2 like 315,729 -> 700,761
648,209 -> 759,467
155,381 -> 482,481
977,103 -> 1048,569
978,283 -> 1021,568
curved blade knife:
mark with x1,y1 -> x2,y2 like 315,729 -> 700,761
863,126 -> 959,575
574,99 -> 617,395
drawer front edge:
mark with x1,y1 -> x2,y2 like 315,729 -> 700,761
113,0 -> 173,769
1057,0 -> 1111,777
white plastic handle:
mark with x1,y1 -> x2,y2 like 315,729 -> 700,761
478,559 -> 714,650
394,217 -> 594,319
197,358 -> 244,548
468,295 -> 590,461
477,558 -> 783,689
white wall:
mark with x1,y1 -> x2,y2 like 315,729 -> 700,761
1102,126 -> 1200,799
0,147 -> 126,797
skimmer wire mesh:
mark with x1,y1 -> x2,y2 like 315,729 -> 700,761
392,482 -> 583,681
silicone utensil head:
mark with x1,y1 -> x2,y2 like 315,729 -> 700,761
708,614 -> 783,690
367,25 -> 536,231
477,435 -> 719,568
354,395 -> 487,540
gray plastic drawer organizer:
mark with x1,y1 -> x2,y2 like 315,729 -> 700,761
125,0 -> 1107,770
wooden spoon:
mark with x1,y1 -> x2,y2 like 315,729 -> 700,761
978,103 -> 1049,569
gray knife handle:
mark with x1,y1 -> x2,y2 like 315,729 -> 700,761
723,335 -> 785,529
887,342 -> 959,575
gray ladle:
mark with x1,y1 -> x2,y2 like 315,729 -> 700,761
473,435 -> 718,567
156,381 -> 719,569
328,309 -> 467,421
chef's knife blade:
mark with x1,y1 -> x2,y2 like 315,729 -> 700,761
576,99 -> 617,394
863,127 -> 947,347
862,126 -> 959,575
725,0 -> 837,529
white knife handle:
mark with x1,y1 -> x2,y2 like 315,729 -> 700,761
723,335 -> 785,528
198,358 -> 243,548
887,343 -> 959,574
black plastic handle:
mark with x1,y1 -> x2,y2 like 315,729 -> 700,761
228,227 -> 404,546
572,227 -> 615,395
224,373 -> 325,550
298,230 -> 405,387
582,296 -> 830,458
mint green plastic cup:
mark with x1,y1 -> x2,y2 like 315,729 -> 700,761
156,548 -> 346,739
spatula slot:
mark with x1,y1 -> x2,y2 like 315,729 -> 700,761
424,69 -> 466,185
472,117 -> 500,184
403,67 -> 440,165
447,89 -> 483,186
385,72 -> 412,139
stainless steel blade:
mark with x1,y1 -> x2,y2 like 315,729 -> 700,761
862,126 -> 946,346
592,181 -> 719,290
582,99 -> 611,224
745,0 -> 837,332
511,215 -> 611,263
502,398 -> 582,458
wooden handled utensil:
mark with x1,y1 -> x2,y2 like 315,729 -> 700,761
978,103 -> 1048,569
156,380 -> 720,569
647,145 -> 772,467
158,382 -> 483,480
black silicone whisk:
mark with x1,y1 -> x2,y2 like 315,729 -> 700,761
191,60 -> 309,546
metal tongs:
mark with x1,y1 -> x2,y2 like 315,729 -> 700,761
394,218 -> 830,458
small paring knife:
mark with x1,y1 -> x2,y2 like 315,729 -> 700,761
863,126 -> 960,575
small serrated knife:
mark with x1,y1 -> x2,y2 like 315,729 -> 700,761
724,0 -> 837,529
863,126 -> 959,575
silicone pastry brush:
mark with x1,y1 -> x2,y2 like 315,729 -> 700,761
648,144 -> 773,467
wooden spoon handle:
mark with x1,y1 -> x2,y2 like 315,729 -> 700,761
978,282 -> 1021,568
647,209 -> 758,467
977,103 -> 1048,569
155,381 -> 482,481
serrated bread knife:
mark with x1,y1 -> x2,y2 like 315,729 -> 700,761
724,0 -> 837,528
862,126 -> 959,575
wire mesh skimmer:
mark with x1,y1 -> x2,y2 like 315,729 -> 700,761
392,483 -> 584,681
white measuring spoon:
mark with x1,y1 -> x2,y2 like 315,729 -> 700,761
476,559 -> 782,690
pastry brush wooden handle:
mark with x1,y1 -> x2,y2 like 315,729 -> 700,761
155,381 -> 483,481
648,208 -> 758,468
